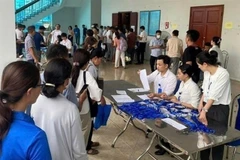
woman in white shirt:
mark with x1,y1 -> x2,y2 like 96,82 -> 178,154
31,58 -> 87,160
162,64 -> 200,109
72,49 -> 102,155
209,36 -> 224,66
196,51 -> 231,160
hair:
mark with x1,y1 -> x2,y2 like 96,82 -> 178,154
179,64 -> 193,77
86,29 -> 94,36
172,30 -> 179,36
55,24 -> 61,28
204,42 -> 212,47
75,25 -> 78,27
0,61 -> 39,142
115,31 -> 120,39
140,26 -> 145,30
42,58 -> 72,98
118,27 -> 124,33
100,25 -> 103,29
27,25 -> 35,33
156,30 -> 161,34
196,51 -> 218,66
71,49 -> 90,88
61,33 -> 67,38
157,55 -> 171,68
57,35 -> 62,44
90,48 -> 104,59
186,30 -> 200,42
68,26 -> 72,30
212,36 -> 222,47
129,28 -> 134,32
46,44 -> 68,60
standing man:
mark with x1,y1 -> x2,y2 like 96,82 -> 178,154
149,30 -> 165,72
82,25 -> 87,44
15,24 -> 24,57
166,30 -> 183,74
25,26 -> 39,64
60,33 -> 72,58
127,28 -> 137,64
136,26 -> 147,64
74,25 -> 80,45
104,26 -> 113,61
34,26 -> 45,62
47,24 -> 62,44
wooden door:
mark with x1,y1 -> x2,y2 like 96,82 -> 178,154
130,12 -> 138,34
189,5 -> 224,48
112,13 -> 119,27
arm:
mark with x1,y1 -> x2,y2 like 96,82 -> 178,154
28,47 -> 39,62
166,42 -> 169,51
47,32 -> 53,44
87,72 -> 102,101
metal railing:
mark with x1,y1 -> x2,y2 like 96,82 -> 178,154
15,0 -> 61,24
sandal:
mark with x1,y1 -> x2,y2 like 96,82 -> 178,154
87,148 -> 99,155
91,141 -> 100,147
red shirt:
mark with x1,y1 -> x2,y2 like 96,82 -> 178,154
127,32 -> 137,49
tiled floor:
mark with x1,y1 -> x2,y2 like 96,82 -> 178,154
88,61 -> 240,160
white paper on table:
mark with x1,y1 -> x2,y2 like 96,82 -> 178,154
112,95 -> 135,103
161,118 -> 187,130
116,90 -> 127,95
137,94 -> 150,100
139,69 -> 150,91
128,88 -> 149,93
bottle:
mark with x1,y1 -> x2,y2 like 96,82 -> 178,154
158,83 -> 162,93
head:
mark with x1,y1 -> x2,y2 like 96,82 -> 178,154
68,26 -> 72,30
115,31 -> 120,39
17,24 -> 23,30
86,29 -> 94,37
211,36 -> 222,47
42,58 -> 72,98
204,42 -> 212,52
55,24 -> 61,30
71,49 -> 90,87
75,25 -> 78,28
0,61 -> 41,141
90,49 -> 104,66
46,44 -> 68,61
185,29 -> 200,45
140,26 -> 145,32
196,51 -> 218,72
100,26 -> 103,29
27,25 -> 36,36
61,33 -> 67,40
57,35 -> 62,43
172,30 -> 179,37
177,64 -> 193,82
129,28 -> 134,33
111,26 -> 116,32
104,26 -> 107,30
156,55 -> 171,72
39,26 -> 46,34
156,30 -> 161,39
118,27 -> 124,34
82,25 -> 85,28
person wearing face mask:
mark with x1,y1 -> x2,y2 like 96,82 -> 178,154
149,30 -> 165,72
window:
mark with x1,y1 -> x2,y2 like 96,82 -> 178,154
140,10 -> 161,36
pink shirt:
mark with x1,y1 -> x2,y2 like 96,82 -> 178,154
114,38 -> 120,50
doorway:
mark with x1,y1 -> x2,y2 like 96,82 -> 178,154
189,5 -> 224,48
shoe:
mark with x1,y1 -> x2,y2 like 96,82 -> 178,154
155,144 -> 161,149
155,148 -> 166,155
91,142 -> 100,147
147,129 -> 152,133
87,148 -> 99,155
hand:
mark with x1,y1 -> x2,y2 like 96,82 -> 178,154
34,59 -> 39,64
160,93 -> 167,99
198,103 -> 204,113
148,93 -> 156,99
199,111 -> 208,126
100,96 -> 106,106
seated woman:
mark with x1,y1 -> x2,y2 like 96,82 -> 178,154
163,64 -> 201,109
0,61 -> 51,159
31,58 -> 87,160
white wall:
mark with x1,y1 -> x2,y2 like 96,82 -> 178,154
64,0 -> 82,7
0,0 -> 16,83
101,0 -> 240,81
91,0 -> 101,25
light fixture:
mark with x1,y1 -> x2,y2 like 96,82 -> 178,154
43,23 -> 50,29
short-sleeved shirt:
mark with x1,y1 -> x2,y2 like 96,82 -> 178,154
50,30 -> 62,44
139,30 -> 147,43
106,30 -> 112,43
87,60 -> 98,80
60,39 -> 72,53
25,34 -> 36,60
149,37 -> 164,57
34,32 -> 44,51
74,27 -> 80,36
167,36 -> 183,58
127,32 -> 137,49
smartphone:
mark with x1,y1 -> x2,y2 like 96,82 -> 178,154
79,84 -> 88,94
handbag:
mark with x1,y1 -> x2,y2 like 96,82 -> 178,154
94,104 -> 112,130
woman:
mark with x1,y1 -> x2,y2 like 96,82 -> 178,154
31,58 -> 87,160
197,51 -> 231,160
209,36 -> 224,66
114,31 -> 126,69
83,29 -> 98,51
162,64 -> 200,109
68,26 -> 74,45
0,61 -> 51,159
72,49 -> 102,155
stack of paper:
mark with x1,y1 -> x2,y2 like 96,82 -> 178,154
161,118 -> 187,130
137,94 -> 150,100
112,95 -> 135,103
116,90 -> 127,95
139,69 -> 150,91
128,88 -> 149,93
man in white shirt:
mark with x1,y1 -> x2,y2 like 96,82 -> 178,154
48,24 -> 62,44
104,26 -> 113,61
60,33 -> 72,57
136,26 -> 148,64
167,30 -> 183,75
15,24 -> 24,57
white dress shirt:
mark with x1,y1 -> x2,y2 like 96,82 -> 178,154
139,30 -> 147,43
202,66 -> 231,105
60,39 -> 72,53
209,45 -> 224,66
106,30 -> 112,43
175,78 -> 201,108
15,28 -> 23,40
50,30 -> 62,44
147,69 -> 177,95
149,37 -> 164,57
31,94 -> 88,160
75,70 -> 102,115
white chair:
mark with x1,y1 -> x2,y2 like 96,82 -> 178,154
222,50 -> 229,69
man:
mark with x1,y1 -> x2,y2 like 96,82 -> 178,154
25,26 -> 39,64
34,26 -> 45,62
102,26 -> 107,43
166,30 -> 183,74
149,30 -> 165,72
82,25 -> 87,44
47,24 -> 62,44
74,25 -> 80,45
39,26 -> 47,46
15,24 -> 24,57
99,25 -> 104,37
104,26 -> 113,61
136,26 -> 147,64
127,28 -> 137,64
60,33 -> 72,57
182,29 -> 202,83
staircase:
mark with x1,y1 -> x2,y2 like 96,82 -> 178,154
16,0 -> 64,26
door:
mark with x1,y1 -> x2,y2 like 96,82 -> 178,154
112,13 -> 119,27
189,5 -> 224,48
130,12 -> 138,34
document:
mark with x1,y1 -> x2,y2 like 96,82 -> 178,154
116,90 -> 127,95
161,118 -> 187,130
112,95 -> 135,103
139,69 -> 150,91
128,88 -> 149,93
137,94 -> 150,100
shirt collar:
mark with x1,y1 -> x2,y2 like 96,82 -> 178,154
89,60 -> 97,69
13,111 -> 34,124
161,69 -> 170,78
183,78 -> 192,85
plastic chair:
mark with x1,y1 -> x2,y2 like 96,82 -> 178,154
222,50 -> 229,69
226,94 -> 240,160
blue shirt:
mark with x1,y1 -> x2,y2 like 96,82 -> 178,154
74,27 -> 80,36
1,112 -> 51,160
34,32 -> 44,51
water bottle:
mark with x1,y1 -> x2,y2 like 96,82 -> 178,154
158,83 -> 162,93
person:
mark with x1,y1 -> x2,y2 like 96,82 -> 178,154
99,25 -> 104,37
166,30 -> 183,75
83,29 -> 98,51
47,24 -> 62,44
149,30 -> 165,72
209,36 -> 224,66
204,42 -> 212,52
196,51 -> 231,160
82,25 -> 87,44
136,26 -> 147,64
31,58 -> 88,160
34,26 -> 45,62
0,61 -> 51,159
68,26 -> 74,45
92,27 -> 100,41
15,24 -> 24,57
102,26 -> 107,43
74,25 -> 80,45
146,55 -> 177,98
60,33 -> 72,57
25,25 -> 39,64
127,28 -> 137,64
118,27 -> 127,40
71,49 -> 102,155
162,64 -> 200,109
104,26 -> 113,61
182,29 -> 202,83
114,31 -> 126,69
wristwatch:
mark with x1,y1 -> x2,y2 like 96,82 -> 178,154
202,107 -> 208,112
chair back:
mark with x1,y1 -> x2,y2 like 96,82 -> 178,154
229,94 -> 240,130
222,50 -> 229,69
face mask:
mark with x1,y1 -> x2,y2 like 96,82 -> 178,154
156,35 -> 161,39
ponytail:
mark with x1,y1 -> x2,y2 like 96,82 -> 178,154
71,65 -> 80,88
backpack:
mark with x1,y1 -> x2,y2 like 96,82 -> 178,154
119,37 -> 128,52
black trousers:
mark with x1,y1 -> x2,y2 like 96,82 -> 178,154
150,56 -> 158,72
200,104 -> 229,160
75,35 -> 80,45
86,120 -> 94,150
137,43 -> 146,63
127,47 -> 135,63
